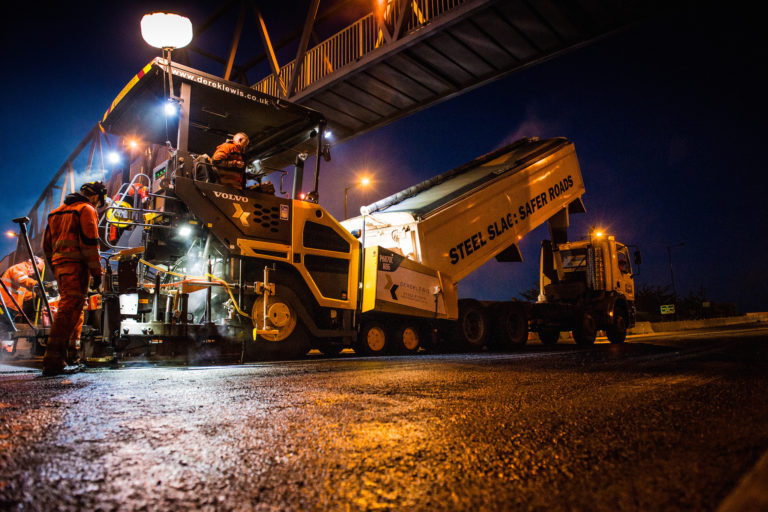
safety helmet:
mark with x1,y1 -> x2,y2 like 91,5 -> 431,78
233,132 -> 250,148
80,181 -> 108,207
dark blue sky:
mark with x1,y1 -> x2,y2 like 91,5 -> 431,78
1,1 -> 765,311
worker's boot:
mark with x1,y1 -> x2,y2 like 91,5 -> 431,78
42,338 -> 66,376
66,341 -> 81,366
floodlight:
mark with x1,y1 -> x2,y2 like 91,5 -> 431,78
164,100 -> 178,116
141,13 -> 193,49
108,152 -> 121,165
178,225 -> 192,237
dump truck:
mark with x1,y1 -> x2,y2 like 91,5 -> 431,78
4,58 -> 637,364
341,138 -> 638,353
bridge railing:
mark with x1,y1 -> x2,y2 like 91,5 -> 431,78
253,0 -> 466,98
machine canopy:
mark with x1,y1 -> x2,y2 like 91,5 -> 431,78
101,58 -> 325,169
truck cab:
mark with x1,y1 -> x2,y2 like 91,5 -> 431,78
538,230 -> 637,345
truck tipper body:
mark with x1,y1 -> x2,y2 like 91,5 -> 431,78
341,138 -> 635,352
5,59 -> 636,363
342,137 -> 586,282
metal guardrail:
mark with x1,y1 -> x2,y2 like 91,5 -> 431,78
253,0 -> 466,98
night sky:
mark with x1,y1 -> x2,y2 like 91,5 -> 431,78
1,1 -> 765,312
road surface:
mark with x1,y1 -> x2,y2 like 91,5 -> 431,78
2,326 -> 767,511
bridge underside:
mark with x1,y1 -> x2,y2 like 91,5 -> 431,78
290,0 -> 661,143
2,0 -> 666,269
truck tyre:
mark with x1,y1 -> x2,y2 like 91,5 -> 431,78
494,303 -> 528,349
249,322 -> 310,361
539,328 -> 560,346
357,322 -> 389,356
607,308 -> 628,344
395,323 -> 421,354
457,299 -> 489,350
251,293 -> 310,359
573,313 -> 597,346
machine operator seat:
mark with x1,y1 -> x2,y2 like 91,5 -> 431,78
193,154 -> 213,182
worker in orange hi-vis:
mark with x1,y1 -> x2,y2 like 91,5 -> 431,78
0,256 -> 45,319
107,181 -> 149,243
212,132 -> 249,188
42,181 -> 106,376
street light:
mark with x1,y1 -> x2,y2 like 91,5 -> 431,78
667,242 -> 685,305
344,177 -> 371,219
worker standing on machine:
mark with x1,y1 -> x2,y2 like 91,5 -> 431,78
212,132 -> 249,188
42,181 -> 106,376
107,181 -> 149,243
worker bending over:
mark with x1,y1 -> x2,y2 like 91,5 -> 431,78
42,181 -> 106,376
0,256 -> 45,321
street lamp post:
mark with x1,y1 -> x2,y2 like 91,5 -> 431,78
344,177 -> 371,219
667,242 -> 685,314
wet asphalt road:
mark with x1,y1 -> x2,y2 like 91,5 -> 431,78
1,327 -> 768,511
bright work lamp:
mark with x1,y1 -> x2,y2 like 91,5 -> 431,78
140,13 -> 192,49
140,13 -> 193,147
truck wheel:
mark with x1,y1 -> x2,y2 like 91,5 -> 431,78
457,299 -> 489,350
607,310 -> 628,344
251,294 -> 310,359
395,323 -> 421,354
495,303 -> 528,349
357,322 -> 388,356
539,328 -> 560,346
249,322 -> 310,361
573,313 -> 597,346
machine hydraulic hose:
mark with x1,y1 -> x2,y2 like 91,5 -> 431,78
137,259 -> 251,319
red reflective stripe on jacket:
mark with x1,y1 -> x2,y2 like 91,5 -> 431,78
44,199 -> 102,275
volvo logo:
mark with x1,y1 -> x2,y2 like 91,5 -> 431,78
213,191 -> 249,203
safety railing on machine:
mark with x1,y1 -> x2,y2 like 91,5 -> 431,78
100,173 -> 182,251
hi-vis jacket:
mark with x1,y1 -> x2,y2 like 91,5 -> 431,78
43,193 -> 102,277
0,260 -> 38,311
212,141 -> 245,170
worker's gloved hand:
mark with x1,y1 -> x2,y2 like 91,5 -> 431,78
91,274 -> 102,291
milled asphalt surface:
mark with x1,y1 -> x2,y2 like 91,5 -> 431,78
1,327 -> 767,511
